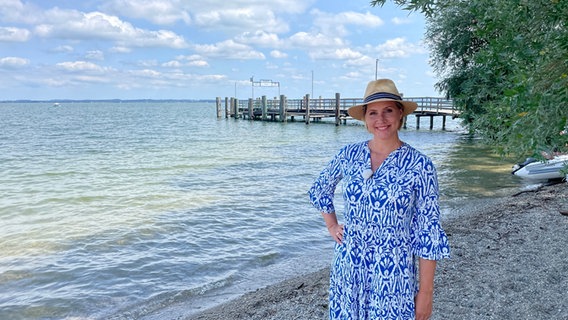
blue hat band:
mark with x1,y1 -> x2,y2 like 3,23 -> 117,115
364,92 -> 401,103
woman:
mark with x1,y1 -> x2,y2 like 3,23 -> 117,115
308,79 -> 450,319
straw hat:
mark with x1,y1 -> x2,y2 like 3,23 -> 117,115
347,79 -> 418,121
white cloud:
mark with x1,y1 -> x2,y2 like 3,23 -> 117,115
288,32 -> 345,48
137,60 -> 158,67
236,31 -> 282,48
175,54 -> 203,61
341,71 -> 363,80
188,60 -> 209,67
376,37 -> 426,58
85,50 -> 104,60
192,40 -> 265,60
162,59 -> 208,68
130,68 -> 162,78
182,0 -> 312,33
270,50 -> 288,58
52,45 -> 74,53
162,60 -> 182,68
309,48 -> 363,60
99,0 -> 315,34
192,73 -> 226,82
311,9 -> 383,37
173,55 -> 209,67
74,75 -> 111,83
109,46 -> 131,53
56,61 -> 111,73
391,17 -> 411,25
0,27 -> 30,42
127,29 -> 187,48
39,77 -> 68,87
0,0 -> 38,24
343,55 -> 374,67
100,0 -> 191,25
0,56 -> 30,68
186,0 -> 312,15
33,10 -> 188,49
193,8 -> 289,34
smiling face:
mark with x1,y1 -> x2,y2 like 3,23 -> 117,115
364,101 -> 404,140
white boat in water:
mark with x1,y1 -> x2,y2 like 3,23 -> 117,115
512,154 -> 568,180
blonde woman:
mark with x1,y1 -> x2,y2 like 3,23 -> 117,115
309,79 -> 450,319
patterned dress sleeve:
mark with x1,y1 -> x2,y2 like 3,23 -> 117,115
308,147 -> 345,214
410,156 -> 451,260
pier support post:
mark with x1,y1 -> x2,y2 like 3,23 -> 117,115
335,93 -> 341,126
224,97 -> 229,118
429,115 -> 434,130
216,97 -> 222,118
416,115 -> 420,129
232,98 -> 239,119
305,94 -> 311,124
279,95 -> 286,122
261,95 -> 267,121
442,115 -> 447,130
248,98 -> 254,120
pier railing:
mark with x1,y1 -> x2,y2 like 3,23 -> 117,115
216,94 -> 458,129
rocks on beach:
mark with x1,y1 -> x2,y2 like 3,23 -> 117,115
187,182 -> 568,320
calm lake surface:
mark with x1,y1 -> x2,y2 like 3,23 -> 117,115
0,101 -> 530,319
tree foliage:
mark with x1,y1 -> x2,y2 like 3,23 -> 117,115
371,0 -> 568,160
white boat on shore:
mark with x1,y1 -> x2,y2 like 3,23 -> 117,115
512,154 -> 568,180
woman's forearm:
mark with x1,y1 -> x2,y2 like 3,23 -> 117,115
415,258 -> 437,320
418,258 -> 436,293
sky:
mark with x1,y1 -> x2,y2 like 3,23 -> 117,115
0,0 -> 441,101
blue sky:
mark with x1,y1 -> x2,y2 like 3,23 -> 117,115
0,0 -> 441,100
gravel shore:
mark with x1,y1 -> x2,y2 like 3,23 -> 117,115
187,182 -> 568,320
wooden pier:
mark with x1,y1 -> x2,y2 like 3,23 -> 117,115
216,94 -> 458,130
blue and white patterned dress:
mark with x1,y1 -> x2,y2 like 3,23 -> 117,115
308,141 -> 450,320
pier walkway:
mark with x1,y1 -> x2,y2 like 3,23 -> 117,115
216,93 -> 458,130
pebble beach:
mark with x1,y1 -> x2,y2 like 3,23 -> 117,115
187,182 -> 568,320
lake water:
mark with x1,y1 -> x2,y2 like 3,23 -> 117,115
0,101 -> 528,319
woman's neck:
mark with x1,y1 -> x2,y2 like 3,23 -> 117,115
368,137 -> 403,155
368,138 -> 403,171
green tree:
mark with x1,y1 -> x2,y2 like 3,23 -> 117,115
371,0 -> 568,160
